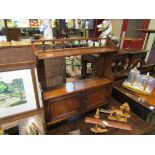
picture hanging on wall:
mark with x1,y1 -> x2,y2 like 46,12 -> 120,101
29,19 -> 40,27
0,69 -> 38,118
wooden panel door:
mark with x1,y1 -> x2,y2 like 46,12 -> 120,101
45,93 -> 82,124
86,85 -> 111,111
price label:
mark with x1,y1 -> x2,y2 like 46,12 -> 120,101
149,106 -> 155,110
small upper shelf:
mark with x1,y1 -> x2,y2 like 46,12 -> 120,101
31,38 -> 118,59
37,47 -> 117,59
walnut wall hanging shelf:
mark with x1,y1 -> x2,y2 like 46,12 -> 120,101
32,38 -> 118,126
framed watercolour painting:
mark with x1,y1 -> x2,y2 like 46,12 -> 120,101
0,69 -> 38,119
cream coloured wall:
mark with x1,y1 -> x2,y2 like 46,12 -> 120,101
111,19 -> 123,38
145,19 -> 155,61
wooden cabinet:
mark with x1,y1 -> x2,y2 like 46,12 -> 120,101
45,85 -> 112,125
44,78 -> 112,126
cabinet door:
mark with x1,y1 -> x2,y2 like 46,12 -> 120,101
45,93 -> 82,124
86,85 -> 111,111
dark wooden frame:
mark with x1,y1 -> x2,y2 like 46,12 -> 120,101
0,46 -> 40,125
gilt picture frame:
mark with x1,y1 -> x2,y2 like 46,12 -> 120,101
0,68 -> 39,119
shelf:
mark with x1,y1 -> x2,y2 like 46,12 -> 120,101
0,41 -> 51,48
5,27 -> 40,29
120,37 -> 142,41
43,78 -> 112,101
37,47 -> 117,59
134,29 -> 155,33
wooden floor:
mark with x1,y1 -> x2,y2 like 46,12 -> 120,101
47,98 -> 154,135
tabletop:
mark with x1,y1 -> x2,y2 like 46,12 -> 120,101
113,77 -> 155,111
47,98 -> 153,135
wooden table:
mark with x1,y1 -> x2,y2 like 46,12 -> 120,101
134,29 -> 155,50
47,98 -> 153,135
113,77 -> 155,121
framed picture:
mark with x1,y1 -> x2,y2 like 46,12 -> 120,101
29,19 -> 40,27
0,69 -> 38,119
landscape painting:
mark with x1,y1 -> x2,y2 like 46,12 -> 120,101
0,78 -> 27,109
